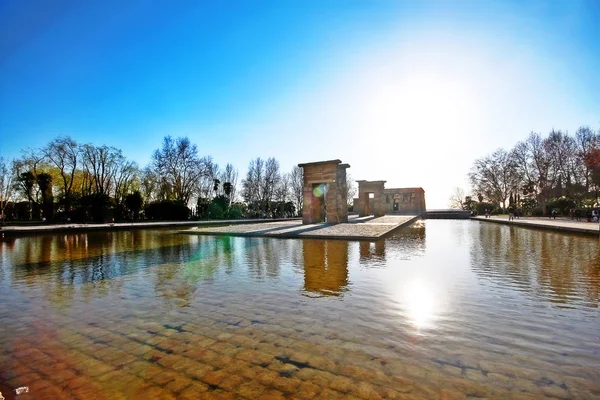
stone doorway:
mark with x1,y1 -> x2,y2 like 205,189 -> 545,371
298,160 -> 350,224
356,180 -> 386,217
310,183 -> 328,223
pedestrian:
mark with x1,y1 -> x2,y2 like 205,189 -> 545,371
551,209 -> 557,219
569,208 -> 574,220
485,208 -> 490,218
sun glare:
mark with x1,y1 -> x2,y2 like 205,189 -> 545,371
401,279 -> 436,330
358,59 -> 475,145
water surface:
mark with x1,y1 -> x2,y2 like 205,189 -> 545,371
1,220 -> 599,399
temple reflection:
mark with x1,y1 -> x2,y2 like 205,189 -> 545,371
302,240 -> 349,297
359,241 -> 386,261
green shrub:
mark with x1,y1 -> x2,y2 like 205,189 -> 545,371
145,200 -> 190,220
227,203 -> 246,219
208,202 -> 225,219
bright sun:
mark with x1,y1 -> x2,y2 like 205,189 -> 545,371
401,279 -> 436,330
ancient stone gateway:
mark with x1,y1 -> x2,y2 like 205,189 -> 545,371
355,180 -> 386,217
354,186 -> 427,216
383,187 -> 427,214
298,160 -> 350,224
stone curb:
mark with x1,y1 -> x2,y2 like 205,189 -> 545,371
472,216 -> 600,237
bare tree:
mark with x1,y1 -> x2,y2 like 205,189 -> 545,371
81,144 -> 123,196
0,158 -> 15,219
14,149 -> 46,205
275,173 -> 290,203
43,137 -> 79,208
545,130 -> 577,197
140,167 -> 159,203
197,157 -> 218,201
346,173 -> 356,206
151,136 -> 209,205
290,165 -> 304,216
448,187 -> 466,209
574,126 -> 600,191
114,159 -> 138,205
262,158 -> 280,213
469,148 -> 519,209
242,158 -> 263,205
511,132 -> 558,213
220,163 -> 238,203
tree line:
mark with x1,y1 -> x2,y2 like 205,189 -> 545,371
0,135 -> 331,223
451,126 -> 600,216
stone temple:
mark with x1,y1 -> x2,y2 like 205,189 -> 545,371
298,160 -> 350,224
298,159 -> 426,225
354,181 -> 426,217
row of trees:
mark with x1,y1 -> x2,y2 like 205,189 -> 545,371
1,137 -> 140,222
241,158 -> 305,218
452,126 -> 600,215
1,135 -> 360,223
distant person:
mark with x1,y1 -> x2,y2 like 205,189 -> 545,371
551,209 -> 557,219
575,209 -> 581,222
592,210 -> 599,223
484,208 -> 490,218
569,208 -> 574,220
509,211 -> 515,221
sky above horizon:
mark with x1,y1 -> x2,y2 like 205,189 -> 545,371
1,0 -> 599,208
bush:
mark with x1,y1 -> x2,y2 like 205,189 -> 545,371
125,191 -> 144,220
77,193 -> 114,223
145,200 -> 190,220
521,198 -> 538,216
207,202 -> 225,219
475,202 -> 497,215
227,203 -> 246,219
491,206 -> 504,215
546,198 -> 575,216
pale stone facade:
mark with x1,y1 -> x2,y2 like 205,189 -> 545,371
354,186 -> 426,215
355,180 -> 386,218
298,160 -> 350,224
383,187 -> 426,214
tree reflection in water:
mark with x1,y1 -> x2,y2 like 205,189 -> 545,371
470,222 -> 600,308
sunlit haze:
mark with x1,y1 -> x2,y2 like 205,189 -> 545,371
1,0 -> 598,208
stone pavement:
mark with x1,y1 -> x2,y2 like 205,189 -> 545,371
180,215 -> 419,241
474,215 -> 600,236
0,218 -> 296,236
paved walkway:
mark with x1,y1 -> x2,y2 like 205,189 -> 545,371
0,218 -> 298,236
474,215 -> 600,236
180,215 -> 419,241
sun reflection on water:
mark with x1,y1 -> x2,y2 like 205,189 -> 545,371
402,280 -> 436,330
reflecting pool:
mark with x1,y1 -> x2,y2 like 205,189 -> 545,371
0,220 -> 599,399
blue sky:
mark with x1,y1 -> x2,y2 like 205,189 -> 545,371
1,0 -> 599,207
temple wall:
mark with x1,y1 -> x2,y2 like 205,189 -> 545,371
299,160 -> 349,224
